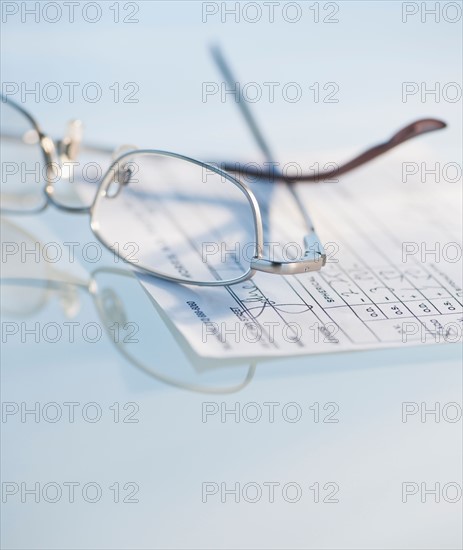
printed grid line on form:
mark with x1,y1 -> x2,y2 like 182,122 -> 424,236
308,182 -> 462,342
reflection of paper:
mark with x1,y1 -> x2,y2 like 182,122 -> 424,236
133,161 -> 462,359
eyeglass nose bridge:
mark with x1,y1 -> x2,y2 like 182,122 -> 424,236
251,233 -> 326,275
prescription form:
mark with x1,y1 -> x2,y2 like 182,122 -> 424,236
134,160 -> 462,359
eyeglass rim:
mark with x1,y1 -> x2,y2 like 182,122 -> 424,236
90,149 -> 265,287
1,95 -> 107,215
0,97 -> 264,286
0,94 -> 54,214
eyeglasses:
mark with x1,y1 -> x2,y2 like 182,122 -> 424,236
1,93 -> 329,286
0,50 -> 446,287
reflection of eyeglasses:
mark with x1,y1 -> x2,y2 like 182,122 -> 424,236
0,49 -> 446,287
1,219 -> 256,393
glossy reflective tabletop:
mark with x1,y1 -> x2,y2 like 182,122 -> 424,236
1,3 -> 462,549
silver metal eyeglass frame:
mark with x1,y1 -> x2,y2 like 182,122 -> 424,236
90,149 -> 326,286
1,95 -> 326,287
1,41 -> 447,287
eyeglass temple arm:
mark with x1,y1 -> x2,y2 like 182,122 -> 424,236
220,118 -> 447,182
211,44 -> 326,273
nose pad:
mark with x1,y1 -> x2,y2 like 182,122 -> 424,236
106,164 -> 133,198
106,144 -> 138,198
59,119 -> 83,162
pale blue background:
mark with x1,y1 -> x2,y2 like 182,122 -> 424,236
1,2 -> 462,549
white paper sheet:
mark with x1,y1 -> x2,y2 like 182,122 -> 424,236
129,159 -> 463,359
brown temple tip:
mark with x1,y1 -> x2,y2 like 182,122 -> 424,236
390,118 -> 447,145
218,118 -> 448,183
